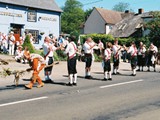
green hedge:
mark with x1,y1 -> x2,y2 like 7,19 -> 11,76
80,34 -> 150,48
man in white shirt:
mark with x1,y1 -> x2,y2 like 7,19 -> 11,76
65,36 -> 77,86
8,31 -> 15,55
127,42 -> 138,76
112,39 -> 121,75
83,37 -> 96,79
147,43 -> 158,72
42,36 -> 58,83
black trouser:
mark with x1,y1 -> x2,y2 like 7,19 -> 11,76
68,56 -> 77,74
85,54 -> 92,68
44,57 -> 53,73
104,60 -> 111,72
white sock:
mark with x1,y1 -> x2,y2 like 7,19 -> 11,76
74,74 -> 77,83
114,69 -> 117,74
88,72 -> 91,76
104,72 -> 108,79
109,71 -> 112,78
69,74 -> 73,84
45,76 -> 48,80
133,69 -> 136,75
49,75 -> 52,80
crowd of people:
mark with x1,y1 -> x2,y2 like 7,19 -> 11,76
1,31 -> 159,89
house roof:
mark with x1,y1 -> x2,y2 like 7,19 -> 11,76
0,0 -> 62,12
109,12 -> 152,38
95,8 -> 123,24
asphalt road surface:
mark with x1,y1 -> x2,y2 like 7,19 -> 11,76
0,61 -> 160,120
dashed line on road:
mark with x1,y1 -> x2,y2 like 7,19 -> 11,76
0,96 -> 48,107
100,79 -> 144,89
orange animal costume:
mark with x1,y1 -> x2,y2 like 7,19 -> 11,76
25,54 -> 46,89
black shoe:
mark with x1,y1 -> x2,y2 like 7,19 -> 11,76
103,78 -> 108,81
108,78 -> 112,81
73,83 -> 77,86
154,70 -> 156,72
131,74 -> 136,76
141,69 -> 143,71
117,72 -> 120,75
137,69 -> 140,71
66,82 -> 73,86
112,73 -> 116,75
44,79 -> 54,83
147,69 -> 150,72
85,76 -> 90,79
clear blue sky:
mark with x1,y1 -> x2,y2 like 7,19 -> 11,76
55,0 -> 160,12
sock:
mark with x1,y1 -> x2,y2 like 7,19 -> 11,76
109,71 -> 112,78
133,69 -> 136,75
49,75 -> 52,80
104,72 -> 108,79
69,74 -> 73,84
74,74 -> 77,83
45,76 -> 48,80
88,72 -> 91,76
114,69 -> 117,74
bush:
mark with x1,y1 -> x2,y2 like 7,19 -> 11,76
22,35 -> 35,53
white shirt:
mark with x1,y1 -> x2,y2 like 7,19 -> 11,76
138,47 -> 146,55
42,42 -> 57,57
9,35 -> 15,45
83,42 -> 94,54
65,42 -> 77,58
30,53 -> 46,64
104,48 -> 112,60
128,45 -> 138,56
15,50 -> 23,57
112,45 -> 121,55
149,45 -> 158,53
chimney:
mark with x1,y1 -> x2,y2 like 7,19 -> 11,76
125,10 -> 130,13
138,8 -> 144,14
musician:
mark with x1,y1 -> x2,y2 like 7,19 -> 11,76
64,36 -> 78,86
8,31 -> 15,55
83,37 -> 96,79
42,36 -> 61,83
24,53 -> 46,89
147,43 -> 158,72
103,42 -> 112,81
127,42 -> 138,76
137,42 -> 146,71
112,39 -> 121,75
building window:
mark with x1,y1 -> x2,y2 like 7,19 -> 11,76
27,9 -> 37,22
118,23 -> 127,30
25,29 -> 39,44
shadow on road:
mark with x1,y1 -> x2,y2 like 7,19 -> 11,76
0,84 -> 25,91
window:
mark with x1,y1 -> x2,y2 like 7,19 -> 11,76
118,23 -> 127,30
25,29 -> 39,44
27,9 -> 37,22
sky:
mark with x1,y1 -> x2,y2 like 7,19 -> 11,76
55,0 -> 160,12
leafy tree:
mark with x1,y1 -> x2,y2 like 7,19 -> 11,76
112,2 -> 133,12
85,8 -> 94,20
22,35 -> 35,53
145,11 -> 160,48
61,0 -> 85,34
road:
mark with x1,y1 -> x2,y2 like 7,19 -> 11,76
0,60 -> 160,120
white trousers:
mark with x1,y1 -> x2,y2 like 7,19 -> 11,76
9,44 -> 15,55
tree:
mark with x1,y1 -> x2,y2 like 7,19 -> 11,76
112,2 -> 133,12
145,11 -> 160,48
22,35 -> 35,53
61,0 -> 85,34
85,8 -> 94,20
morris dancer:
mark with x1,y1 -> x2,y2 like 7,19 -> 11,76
112,39 -> 121,75
24,53 -> 46,89
64,36 -> 78,86
147,43 -> 158,72
8,31 -> 15,55
137,42 -> 146,71
42,36 -> 60,83
127,42 -> 138,76
83,37 -> 96,79
103,42 -> 112,81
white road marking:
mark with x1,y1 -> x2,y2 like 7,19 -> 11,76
100,79 -> 144,89
0,96 -> 48,107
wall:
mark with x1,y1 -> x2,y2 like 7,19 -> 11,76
84,9 -> 106,34
105,24 -> 113,34
0,3 -> 61,49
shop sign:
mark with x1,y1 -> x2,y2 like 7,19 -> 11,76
40,16 -> 57,22
0,11 -> 22,17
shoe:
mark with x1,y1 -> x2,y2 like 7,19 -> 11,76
85,76 -> 92,79
147,69 -> 150,72
112,73 -> 116,75
154,70 -> 156,72
37,83 -> 44,88
73,83 -> 77,86
103,78 -> 108,81
137,69 -> 140,71
131,74 -> 136,76
25,85 -> 32,89
141,69 -> 143,71
66,82 -> 73,86
117,72 -> 120,75
44,79 -> 54,83
89,76 -> 93,79
108,78 -> 112,81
